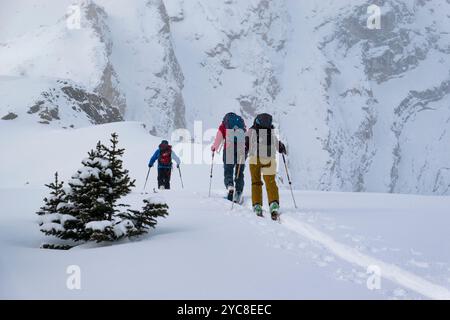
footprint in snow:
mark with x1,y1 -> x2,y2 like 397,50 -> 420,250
297,242 -> 307,249
311,254 -> 335,268
410,248 -> 423,256
282,242 -> 295,251
369,247 -> 382,254
408,259 -> 430,269
255,220 -> 268,227
391,288 -> 407,299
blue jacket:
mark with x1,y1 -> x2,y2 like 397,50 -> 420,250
148,148 -> 181,169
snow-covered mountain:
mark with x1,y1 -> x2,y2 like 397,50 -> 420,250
0,0 -> 185,133
1,0 -> 450,195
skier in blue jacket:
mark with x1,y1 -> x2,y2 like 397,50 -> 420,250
148,140 -> 181,190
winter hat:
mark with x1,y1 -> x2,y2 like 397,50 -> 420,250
161,140 -> 169,145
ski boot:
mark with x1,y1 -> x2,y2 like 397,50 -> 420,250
227,186 -> 235,202
253,204 -> 263,217
269,202 -> 280,221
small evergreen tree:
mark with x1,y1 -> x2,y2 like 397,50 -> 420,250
37,171 -> 67,237
37,172 -> 65,219
81,133 -> 136,242
67,142 -> 116,242
118,199 -> 169,237
102,132 -> 136,217
38,133 -> 168,248
37,172 -> 77,249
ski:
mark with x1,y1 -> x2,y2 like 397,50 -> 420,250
233,192 -> 244,205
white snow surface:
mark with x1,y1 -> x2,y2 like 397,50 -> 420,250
1,122 -> 450,299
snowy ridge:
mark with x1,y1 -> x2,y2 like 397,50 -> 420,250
0,76 -> 122,127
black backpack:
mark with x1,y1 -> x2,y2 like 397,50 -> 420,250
253,113 -> 274,157
254,113 -> 273,129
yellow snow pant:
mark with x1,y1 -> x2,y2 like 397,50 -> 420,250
249,156 -> 279,206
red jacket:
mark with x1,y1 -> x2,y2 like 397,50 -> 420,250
211,123 -> 247,152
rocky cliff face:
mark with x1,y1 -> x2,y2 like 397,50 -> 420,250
0,0 -> 185,134
0,77 -> 122,127
163,0 -> 450,195
93,0 -> 186,135
1,0 -> 449,194
316,0 -> 450,195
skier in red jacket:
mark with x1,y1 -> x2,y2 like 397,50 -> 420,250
211,113 -> 247,203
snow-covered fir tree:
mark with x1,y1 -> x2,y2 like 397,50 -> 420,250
67,141 -> 116,242
101,132 -> 136,220
37,133 -> 167,248
118,198 -> 169,237
36,172 -> 77,249
37,172 -> 65,220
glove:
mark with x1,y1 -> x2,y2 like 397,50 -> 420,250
279,142 -> 287,155
176,164 -> 180,169
211,145 -> 216,152
148,164 -> 153,168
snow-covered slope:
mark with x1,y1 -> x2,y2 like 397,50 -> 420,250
1,0 -> 450,195
0,0 -> 185,133
1,122 -> 450,299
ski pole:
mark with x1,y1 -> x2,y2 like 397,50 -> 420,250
231,156 -> 244,210
208,152 -> 215,197
282,154 -> 298,209
143,167 -> 151,192
178,166 -> 184,189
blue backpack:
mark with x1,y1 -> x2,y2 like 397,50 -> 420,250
223,112 -> 245,130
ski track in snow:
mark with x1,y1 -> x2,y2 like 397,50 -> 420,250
210,193 -> 450,299
280,216 -> 450,300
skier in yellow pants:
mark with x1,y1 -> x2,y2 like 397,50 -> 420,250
250,158 -> 279,207
246,113 -> 286,220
